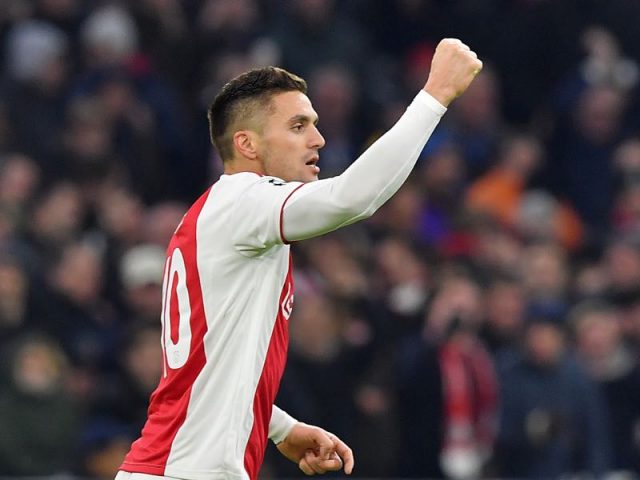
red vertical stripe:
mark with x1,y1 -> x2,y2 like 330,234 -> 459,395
169,272 -> 180,344
121,188 -> 212,475
243,257 -> 293,479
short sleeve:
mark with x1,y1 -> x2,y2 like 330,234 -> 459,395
231,176 -> 304,254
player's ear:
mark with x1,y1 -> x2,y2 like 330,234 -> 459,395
233,130 -> 259,160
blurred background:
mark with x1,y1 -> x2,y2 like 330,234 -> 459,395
1,0 -> 640,479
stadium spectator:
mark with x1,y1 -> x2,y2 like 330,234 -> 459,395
20,181 -> 86,273
416,142 -> 468,249
307,63 -> 362,177
118,244 -> 165,324
519,241 -> 571,318
495,313 -> 611,479
373,235 -> 432,335
603,237 -> 640,301
0,153 -> 40,241
548,84 -> 627,245
41,240 -> 120,389
3,20 -> 70,167
0,257 -> 33,349
0,334 -> 80,475
271,0 -> 370,78
571,301 -> 640,474
480,273 -> 527,359
395,268 -> 498,480
438,67 -> 504,177
90,324 -> 163,434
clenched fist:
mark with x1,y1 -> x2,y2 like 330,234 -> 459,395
424,39 -> 483,107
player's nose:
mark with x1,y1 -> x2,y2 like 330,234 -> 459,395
309,125 -> 325,149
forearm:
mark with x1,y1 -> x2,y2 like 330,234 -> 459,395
282,90 -> 446,241
269,405 -> 298,444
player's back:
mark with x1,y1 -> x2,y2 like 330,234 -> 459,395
121,173 -> 296,480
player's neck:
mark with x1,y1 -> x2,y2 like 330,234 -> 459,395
224,157 -> 266,176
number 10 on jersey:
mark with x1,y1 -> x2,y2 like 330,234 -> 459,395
160,247 -> 193,376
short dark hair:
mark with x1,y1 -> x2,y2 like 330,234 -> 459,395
207,67 -> 307,162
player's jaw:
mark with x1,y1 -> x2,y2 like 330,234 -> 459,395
261,155 -> 319,183
273,154 -> 320,183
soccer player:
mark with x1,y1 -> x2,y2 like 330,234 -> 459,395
117,38 -> 482,480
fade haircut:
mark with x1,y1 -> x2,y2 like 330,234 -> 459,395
207,67 -> 307,162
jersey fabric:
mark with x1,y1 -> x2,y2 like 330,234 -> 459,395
121,172 -> 303,480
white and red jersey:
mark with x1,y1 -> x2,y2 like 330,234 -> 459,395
120,90 -> 446,480
121,173 -> 303,480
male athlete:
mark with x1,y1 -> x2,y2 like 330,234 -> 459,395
117,39 -> 482,480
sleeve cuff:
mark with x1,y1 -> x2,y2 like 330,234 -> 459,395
415,90 -> 447,116
269,405 -> 298,444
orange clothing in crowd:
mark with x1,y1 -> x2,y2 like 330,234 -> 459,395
466,169 -> 523,226
466,169 -> 583,250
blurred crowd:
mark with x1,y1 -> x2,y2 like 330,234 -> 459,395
1,0 -> 640,479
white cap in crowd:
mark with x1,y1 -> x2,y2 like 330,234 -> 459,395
120,244 -> 166,289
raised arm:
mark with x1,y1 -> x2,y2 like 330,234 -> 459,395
281,39 -> 482,242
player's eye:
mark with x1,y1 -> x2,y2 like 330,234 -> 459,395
292,124 -> 304,132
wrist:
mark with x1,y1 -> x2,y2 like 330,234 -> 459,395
415,90 -> 448,115
423,83 -> 456,107
269,406 -> 298,444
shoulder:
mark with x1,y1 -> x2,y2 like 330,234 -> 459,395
221,172 -> 288,185
263,177 -> 289,187
221,173 -> 294,193
231,175 -> 304,207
